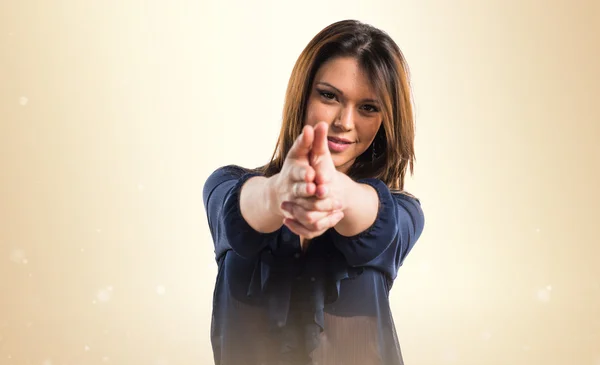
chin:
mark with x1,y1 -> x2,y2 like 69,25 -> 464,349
331,155 -> 344,166
332,156 -> 353,172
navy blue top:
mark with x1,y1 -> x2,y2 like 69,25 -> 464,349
202,165 -> 425,365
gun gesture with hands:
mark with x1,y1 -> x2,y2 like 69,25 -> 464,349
275,122 -> 348,245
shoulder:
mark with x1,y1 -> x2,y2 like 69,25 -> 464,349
392,191 -> 422,211
388,189 -> 424,224
391,190 -> 421,205
205,164 -> 263,183
391,191 -> 424,237
203,165 -> 262,201
208,164 -> 254,177
356,179 -> 422,210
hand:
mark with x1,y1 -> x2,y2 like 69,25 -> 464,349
310,122 -> 345,205
280,122 -> 347,239
271,125 -> 316,214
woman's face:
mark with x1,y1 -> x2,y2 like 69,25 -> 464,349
304,57 -> 383,174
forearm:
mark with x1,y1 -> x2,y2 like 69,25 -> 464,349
239,174 -> 284,234
335,172 -> 380,237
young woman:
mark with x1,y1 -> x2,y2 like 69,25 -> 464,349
203,19 -> 425,365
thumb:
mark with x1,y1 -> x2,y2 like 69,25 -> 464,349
287,125 -> 314,160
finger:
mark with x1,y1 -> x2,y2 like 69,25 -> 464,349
291,182 -> 316,198
310,123 -> 336,185
284,210 -> 344,236
287,125 -> 314,160
292,164 -> 316,182
311,121 -> 330,161
283,218 -> 319,239
315,183 -> 329,198
281,203 -> 341,231
322,210 -> 345,229
281,202 -> 329,227
313,163 -> 335,186
286,196 -> 342,212
303,210 -> 345,233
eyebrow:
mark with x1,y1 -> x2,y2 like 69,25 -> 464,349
316,81 -> 379,104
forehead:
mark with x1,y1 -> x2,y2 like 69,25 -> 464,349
313,57 -> 377,98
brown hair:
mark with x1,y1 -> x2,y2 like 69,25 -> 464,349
257,19 -> 416,192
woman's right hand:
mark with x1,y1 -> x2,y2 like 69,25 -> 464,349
271,125 -> 344,239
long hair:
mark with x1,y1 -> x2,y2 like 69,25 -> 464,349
257,19 -> 416,192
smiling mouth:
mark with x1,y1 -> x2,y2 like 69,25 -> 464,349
327,137 -> 353,144
327,137 -> 353,153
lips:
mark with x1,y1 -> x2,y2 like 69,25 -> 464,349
327,136 -> 354,153
327,136 -> 353,144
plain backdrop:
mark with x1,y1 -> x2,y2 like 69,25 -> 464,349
1,1 -> 599,364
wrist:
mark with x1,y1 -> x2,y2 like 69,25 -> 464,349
265,173 -> 284,218
335,171 -> 354,213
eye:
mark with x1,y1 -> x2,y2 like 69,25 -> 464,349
361,104 -> 379,113
318,90 -> 336,100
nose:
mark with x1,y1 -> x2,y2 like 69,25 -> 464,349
333,106 -> 355,132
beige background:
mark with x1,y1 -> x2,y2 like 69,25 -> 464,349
1,0 -> 599,364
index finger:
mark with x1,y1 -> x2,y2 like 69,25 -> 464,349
287,125 -> 314,160
311,121 -> 330,161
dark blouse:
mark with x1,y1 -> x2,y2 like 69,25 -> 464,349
202,165 -> 425,365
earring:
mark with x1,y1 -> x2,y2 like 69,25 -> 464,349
371,142 -> 377,161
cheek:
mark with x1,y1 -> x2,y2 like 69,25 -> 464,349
303,99 -> 315,127
359,123 -> 382,146
305,98 -> 337,125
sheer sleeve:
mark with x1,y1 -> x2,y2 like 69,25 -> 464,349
202,165 -> 280,261
328,178 -> 425,280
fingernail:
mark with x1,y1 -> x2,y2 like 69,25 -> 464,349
334,201 -> 342,210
